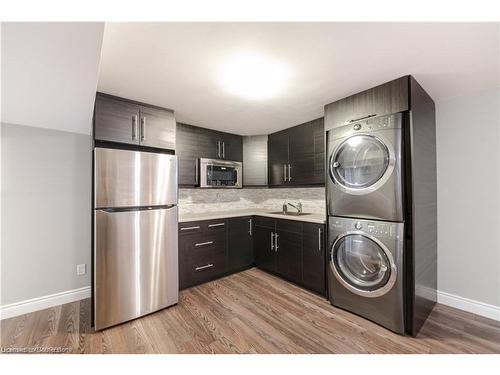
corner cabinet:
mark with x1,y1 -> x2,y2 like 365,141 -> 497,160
268,118 -> 324,186
94,93 -> 176,150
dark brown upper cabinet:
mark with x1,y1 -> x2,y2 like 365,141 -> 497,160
268,118 -> 325,187
94,93 -> 176,150
268,129 -> 289,186
324,76 -> 409,130
176,123 -> 199,186
176,123 -> 243,186
138,105 -> 176,150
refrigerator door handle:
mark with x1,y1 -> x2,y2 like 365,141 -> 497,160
97,204 -> 176,213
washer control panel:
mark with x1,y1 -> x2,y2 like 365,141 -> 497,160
330,217 -> 403,240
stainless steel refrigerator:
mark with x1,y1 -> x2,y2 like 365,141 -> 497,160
93,147 -> 178,331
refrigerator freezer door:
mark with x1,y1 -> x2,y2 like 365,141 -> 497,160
95,148 -> 177,208
94,206 -> 178,330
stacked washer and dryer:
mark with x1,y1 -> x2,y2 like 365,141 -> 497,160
325,76 -> 437,336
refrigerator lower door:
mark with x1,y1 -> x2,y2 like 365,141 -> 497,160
94,206 -> 178,330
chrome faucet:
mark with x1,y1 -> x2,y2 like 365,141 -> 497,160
283,200 -> 302,214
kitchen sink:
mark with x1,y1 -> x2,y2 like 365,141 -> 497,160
267,211 -> 312,216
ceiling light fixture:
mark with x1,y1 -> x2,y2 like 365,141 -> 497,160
218,51 -> 290,100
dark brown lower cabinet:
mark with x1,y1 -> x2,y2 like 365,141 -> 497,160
178,219 -> 228,290
179,216 -> 325,294
254,225 -> 275,273
302,223 -> 326,295
254,217 -> 326,295
227,216 -> 254,273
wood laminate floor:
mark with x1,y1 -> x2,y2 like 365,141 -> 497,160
1,268 -> 499,354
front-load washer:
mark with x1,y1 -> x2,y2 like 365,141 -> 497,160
328,216 -> 405,334
327,112 -> 404,222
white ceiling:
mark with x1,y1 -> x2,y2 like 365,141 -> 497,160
98,22 -> 499,135
1,22 -> 104,135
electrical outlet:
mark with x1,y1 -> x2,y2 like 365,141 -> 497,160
77,264 -> 86,276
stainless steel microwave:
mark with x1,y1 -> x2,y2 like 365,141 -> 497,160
199,158 -> 242,188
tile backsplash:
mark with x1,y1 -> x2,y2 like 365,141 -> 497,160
179,187 -> 326,215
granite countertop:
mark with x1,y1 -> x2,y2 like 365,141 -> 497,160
179,209 -> 326,224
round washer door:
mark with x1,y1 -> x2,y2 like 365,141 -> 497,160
329,134 -> 391,192
330,233 -> 397,298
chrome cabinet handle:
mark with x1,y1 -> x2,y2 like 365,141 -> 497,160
216,141 -> 220,158
140,116 -> 146,141
270,232 -> 274,251
195,241 -> 213,247
275,233 -> 279,251
222,141 -> 225,158
208,223 -> 225,228
318,228 -> 322,251
195,159 -> 199,185
180,226 -> 200,231
288,164 -> 291,182
195,264 -> 214,271
283,164 -> 287,182
132,115 -> 138,140
248,218 -> 252,235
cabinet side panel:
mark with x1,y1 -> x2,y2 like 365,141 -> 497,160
408,76 -> 437,336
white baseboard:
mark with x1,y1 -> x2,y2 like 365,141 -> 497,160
1,285 -> 498,323
0,286 -> 91,320
437,290 -> 500,321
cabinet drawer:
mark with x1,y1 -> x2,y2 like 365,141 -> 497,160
179,219 -> 227,235
179,221 -> 204,236
185,252 -> 228,287
204,219 -> 227,234
183,233 -> 226,259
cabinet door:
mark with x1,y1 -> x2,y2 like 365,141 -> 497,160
139,106 -> 176,150
324,76 -> 409,130
302,223 -> 326,294
227,216 -> 254,272
275,229 -> 302,283
268,130 -> 289,186
176,123 -> 199,186
288,121 -> 315,186
94,94 -> 140,145
275,220 -> 302,283
254,226 -> 275,272
197,128 -> 220,159
243,135 -> 268,186
221,133 -> 243,161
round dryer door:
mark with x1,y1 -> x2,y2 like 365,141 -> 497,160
331,233 -> 396,298
330,135 -> 390,191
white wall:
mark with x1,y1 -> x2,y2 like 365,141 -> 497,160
1,123 -> 92,305
435,88 -> 500,315
0,23 -> 103,318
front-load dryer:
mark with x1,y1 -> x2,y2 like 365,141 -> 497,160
327,112 -> 404,222
328,216 -> 405,334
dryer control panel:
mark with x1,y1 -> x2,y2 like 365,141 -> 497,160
330,216 -> 404,241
